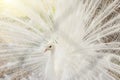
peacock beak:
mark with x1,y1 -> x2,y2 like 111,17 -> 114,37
44,48 -> 51,53
44,48 -> 48,53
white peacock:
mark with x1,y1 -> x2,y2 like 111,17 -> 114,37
0,0 -> 120,80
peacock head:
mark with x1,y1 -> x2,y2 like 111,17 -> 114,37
44,44 -> 55,53
44,39 -> 57,53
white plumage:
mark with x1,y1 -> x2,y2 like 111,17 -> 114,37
0,0 -> 120,80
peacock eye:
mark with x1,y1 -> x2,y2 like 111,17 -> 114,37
49,45 -> 52,48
